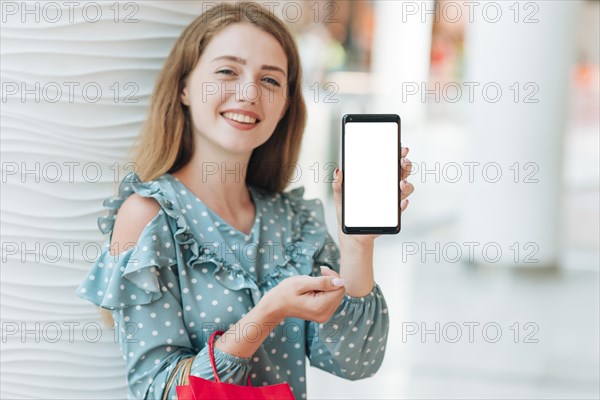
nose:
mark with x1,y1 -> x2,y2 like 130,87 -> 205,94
237,76 -> 260,104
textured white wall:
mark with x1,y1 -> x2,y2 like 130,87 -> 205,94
1,2 -> 203,397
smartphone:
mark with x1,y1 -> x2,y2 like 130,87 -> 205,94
342,114 -> 401,235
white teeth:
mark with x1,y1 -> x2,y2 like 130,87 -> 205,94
223,112 -> 257,124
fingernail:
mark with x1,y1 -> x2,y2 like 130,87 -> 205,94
332,278 -> 345,287
335,167 -> 339,175
320,265 -> 330,271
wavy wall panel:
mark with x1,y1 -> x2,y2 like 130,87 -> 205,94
1,2 -> 203,398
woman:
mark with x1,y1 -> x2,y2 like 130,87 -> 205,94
77,2 -> 414,399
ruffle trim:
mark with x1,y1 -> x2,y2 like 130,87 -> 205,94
179,184 -> 329,303
77,172 -> 179,309
77,173 -> 330,308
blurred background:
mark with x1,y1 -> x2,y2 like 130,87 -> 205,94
1,0 -> 599,398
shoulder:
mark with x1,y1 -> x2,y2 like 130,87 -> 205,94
107,172 -> 179,255
111,194 -> 161,256
118,192 -> 161,219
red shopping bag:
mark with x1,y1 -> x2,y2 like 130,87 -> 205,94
176,330 -> 295,400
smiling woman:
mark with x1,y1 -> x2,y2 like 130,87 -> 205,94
74,2 -> 404,399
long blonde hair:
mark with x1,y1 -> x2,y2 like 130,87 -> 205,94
101,2 -> 306,325
131,1 -> 307,192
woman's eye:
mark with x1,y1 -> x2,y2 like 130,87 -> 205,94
263,77 -> 281,87
216,69 -> 235,76
216,69 -> 280,87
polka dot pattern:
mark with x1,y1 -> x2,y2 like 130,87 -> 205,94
76,172 -> 389,399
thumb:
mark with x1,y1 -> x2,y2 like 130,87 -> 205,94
319,265 -> 340,279
304,275 -> 345,293
332,168 -> 342,198
332,168 -> 342,225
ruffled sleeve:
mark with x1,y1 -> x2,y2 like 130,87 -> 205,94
76,172 -> 178,310
76,172 -> 254,399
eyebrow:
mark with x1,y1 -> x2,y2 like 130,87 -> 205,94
211,55 -> 287,78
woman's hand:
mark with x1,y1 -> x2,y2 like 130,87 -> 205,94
332,146 -> 414,245
260,266 -> 346,323
215,267 -> 345,357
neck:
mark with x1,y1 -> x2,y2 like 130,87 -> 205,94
172,136 -> 253,213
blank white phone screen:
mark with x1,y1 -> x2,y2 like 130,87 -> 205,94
345,121 -> 398,228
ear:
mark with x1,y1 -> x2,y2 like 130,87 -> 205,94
181,85 -> 190,106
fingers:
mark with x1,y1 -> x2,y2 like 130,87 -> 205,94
284,272 -> 346,323
295,274 -> 345,293
400,147 -> 414,206
307,286 -> 347,323
401,146 -> 409,158
333,147 -> 412,221
400,179 -> 414,200
401,157 -> 412,181
401,199 -> 410,212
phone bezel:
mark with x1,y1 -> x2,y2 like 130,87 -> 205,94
342,113 -> 401,235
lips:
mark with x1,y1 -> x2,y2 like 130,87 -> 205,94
220,108 -> 262,123
220,113 -> 260,131
220,112 -> 259,125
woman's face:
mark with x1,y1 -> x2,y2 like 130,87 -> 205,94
181,23 -> 289,156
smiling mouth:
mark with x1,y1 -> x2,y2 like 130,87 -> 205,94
220,112 -> 261,125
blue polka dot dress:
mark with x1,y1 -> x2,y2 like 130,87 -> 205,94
76,172 -> 389,399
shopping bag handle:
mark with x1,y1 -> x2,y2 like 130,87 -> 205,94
208,330 -> 252,386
